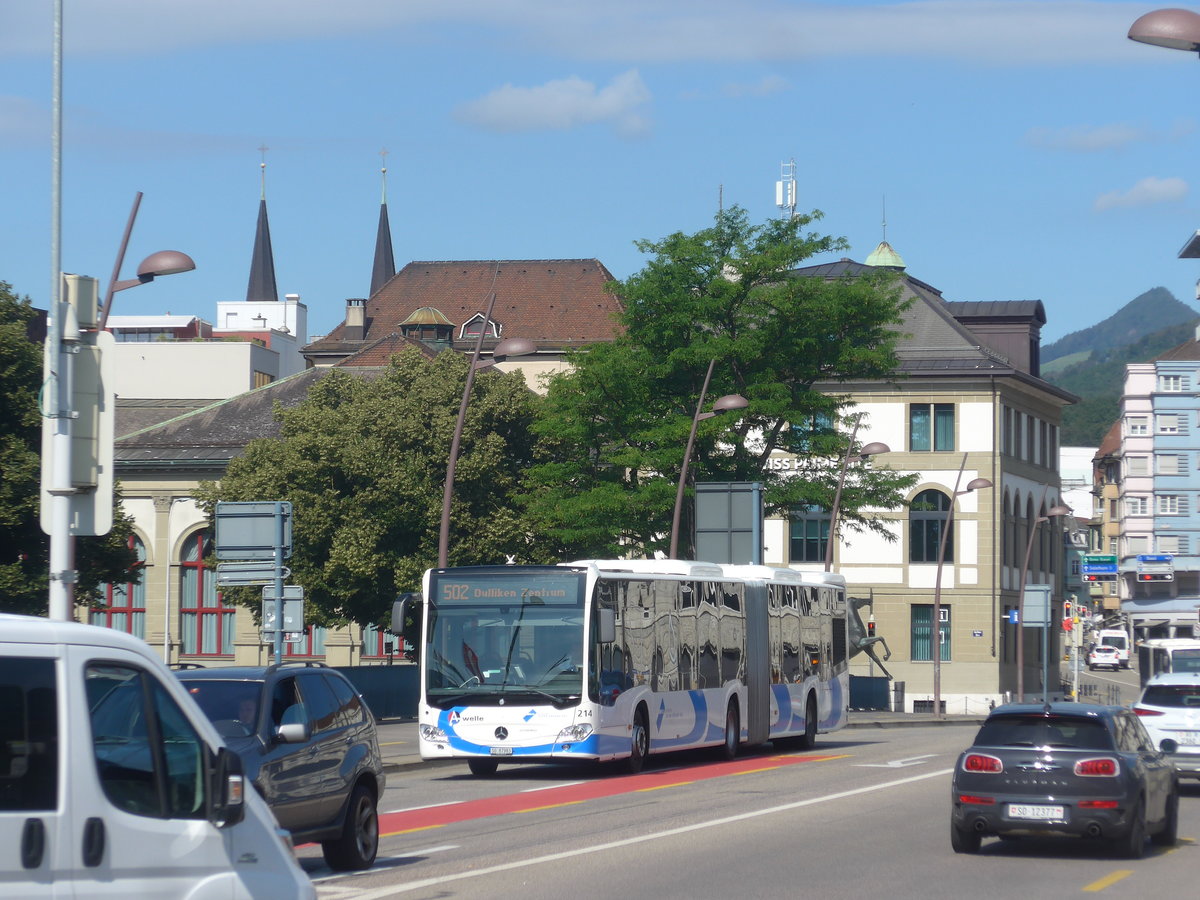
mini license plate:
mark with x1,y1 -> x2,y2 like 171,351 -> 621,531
1008,804 -> 1063,820
489,747 -> 513,756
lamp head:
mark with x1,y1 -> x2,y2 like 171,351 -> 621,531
1128,8 -> 1200,52
711,393 -> 749,414
1046,504 -> 1072,518
964,477 -> 993,493
137,250 -> 196,279
858,441 -> 890,458
491,337 -> 537,361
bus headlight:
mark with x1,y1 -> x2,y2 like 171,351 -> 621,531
557,723 -> 593,743
419,724 -> 448,741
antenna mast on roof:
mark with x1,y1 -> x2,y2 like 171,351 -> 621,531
775,159 -> 797,220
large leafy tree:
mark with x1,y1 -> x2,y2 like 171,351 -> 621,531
525,206 -> 917,559
0,281 -> 139,615
196,347 -> 546,628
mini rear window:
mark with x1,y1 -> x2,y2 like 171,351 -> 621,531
974,715 -> 1114,751
1141,685 -> 1200,708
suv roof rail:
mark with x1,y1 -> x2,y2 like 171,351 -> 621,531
267,660 -> 330,673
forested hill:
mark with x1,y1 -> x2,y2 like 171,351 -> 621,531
1042,287 -> 1195,367
1043,315 -> 1198,446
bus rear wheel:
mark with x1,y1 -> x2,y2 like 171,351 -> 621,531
626,707 -> 649,774
797,695 -> 818,749
722,702 -> 740,760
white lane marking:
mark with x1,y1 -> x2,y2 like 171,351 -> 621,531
384,801 -> 460,814
856,754 -> 938,768
521,781 -> 585,793
326,768 -> 955,898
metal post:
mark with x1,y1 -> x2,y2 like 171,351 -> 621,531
671,359 -> 716,559
932,456 -> 967,720
273,501 -> 285,666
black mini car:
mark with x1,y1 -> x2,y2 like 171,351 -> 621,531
951,702 -> 1178,858
177,662 -> 385,871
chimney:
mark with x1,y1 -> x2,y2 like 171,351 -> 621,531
345,299 -> 366,341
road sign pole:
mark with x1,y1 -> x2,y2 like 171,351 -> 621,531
273,501 -> 285,666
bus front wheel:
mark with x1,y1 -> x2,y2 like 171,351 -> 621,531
627,707 -> 649,774
468,758 -> 499,777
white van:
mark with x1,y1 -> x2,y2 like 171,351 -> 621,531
0,614 -> 315,899
1096,628 -> 1130,669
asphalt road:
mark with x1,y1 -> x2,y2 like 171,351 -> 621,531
304,692 -> 1198,900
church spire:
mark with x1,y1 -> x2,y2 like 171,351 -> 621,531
370,149 -> 396,297
246,147 -> 279,302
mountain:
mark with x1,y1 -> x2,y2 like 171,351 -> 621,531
1040,288 -> 1199,447
1042,287 -> 1196,367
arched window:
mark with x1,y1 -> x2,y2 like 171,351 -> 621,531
179,530 -> 236,656
90,534 -> 146,637
910,489 -> 951,563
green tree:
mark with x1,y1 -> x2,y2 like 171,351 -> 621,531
0,281 -> 139,615
196,347 -> 544,629
524,206 -> 917,559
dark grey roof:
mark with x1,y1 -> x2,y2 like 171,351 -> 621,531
945,300 -> 1047,325
116,399 -> 221,439
115,368 -> 384,470
370,201 -> 396,298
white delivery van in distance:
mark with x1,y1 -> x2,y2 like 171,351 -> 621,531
1096,628 -> 1130,669
0,614 -> 315,900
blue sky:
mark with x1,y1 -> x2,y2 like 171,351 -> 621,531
4,1 -> 1200,344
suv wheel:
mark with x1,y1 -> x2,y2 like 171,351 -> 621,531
322,783 -> 379,871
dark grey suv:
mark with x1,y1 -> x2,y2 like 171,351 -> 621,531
177,662 -> 385,870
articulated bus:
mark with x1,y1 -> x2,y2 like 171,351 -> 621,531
396,560 -> 851,775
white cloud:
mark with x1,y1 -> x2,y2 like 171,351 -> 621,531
1094,176 -> 1188,211
0,2 -> 1162,67
455,70 -> 652,136
721,76 -> 791,98
1026,119 -> 1197,152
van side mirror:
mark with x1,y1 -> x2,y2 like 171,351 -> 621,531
598,608 -> 616,644
210,747 -> 245,828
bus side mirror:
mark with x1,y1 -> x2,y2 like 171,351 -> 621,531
393,592 -> 421,632
598,608 -> 616,644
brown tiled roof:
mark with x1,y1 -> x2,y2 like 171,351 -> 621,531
334,333 -> 438,367
305,259 -> 623,358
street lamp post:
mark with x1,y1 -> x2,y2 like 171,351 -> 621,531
437,289 -> 535,568
932,456 -> 991,719
669,358 -> 748,559
44,204 -> 194,621
1015,502 -> 1072,702
823,416 -> 889,572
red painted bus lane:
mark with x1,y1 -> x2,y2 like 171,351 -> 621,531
379,752 -> 846,836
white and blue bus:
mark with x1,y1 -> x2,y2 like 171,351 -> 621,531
396,560 -> 851,775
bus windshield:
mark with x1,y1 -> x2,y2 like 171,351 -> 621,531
425,569 -> 587,709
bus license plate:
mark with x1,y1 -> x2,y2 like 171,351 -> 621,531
489,747 -> 513,756
1008,804 -> 1063,820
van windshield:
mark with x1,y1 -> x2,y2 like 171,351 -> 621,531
1100,635 -> 1127,651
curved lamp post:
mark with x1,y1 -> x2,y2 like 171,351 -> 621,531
824,417 -> 889,571
1129,8 -> 1200,53
669,358 -> 748,559
437,289 -> 535,567
931,456 -> 992,719
1015,503 -> 1072,702
98,192 -> 197,329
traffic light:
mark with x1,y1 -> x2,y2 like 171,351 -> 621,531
1138,572 -> 1174,582
867,617 -> 876,638
1083,573 -> 1117,583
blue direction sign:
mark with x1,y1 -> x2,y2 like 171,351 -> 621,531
1137,554 -> 1173,565
1082,554 -> 1118,574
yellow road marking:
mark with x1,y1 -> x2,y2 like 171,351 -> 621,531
516,800 -> 586,813
636,782 -> 694,792
1083,870 -> 1132,892
382,823 -> 446,837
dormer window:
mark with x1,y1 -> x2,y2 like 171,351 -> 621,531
461,314 -> 500,340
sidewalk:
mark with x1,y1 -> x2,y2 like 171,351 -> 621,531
374,709 -> 983,772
